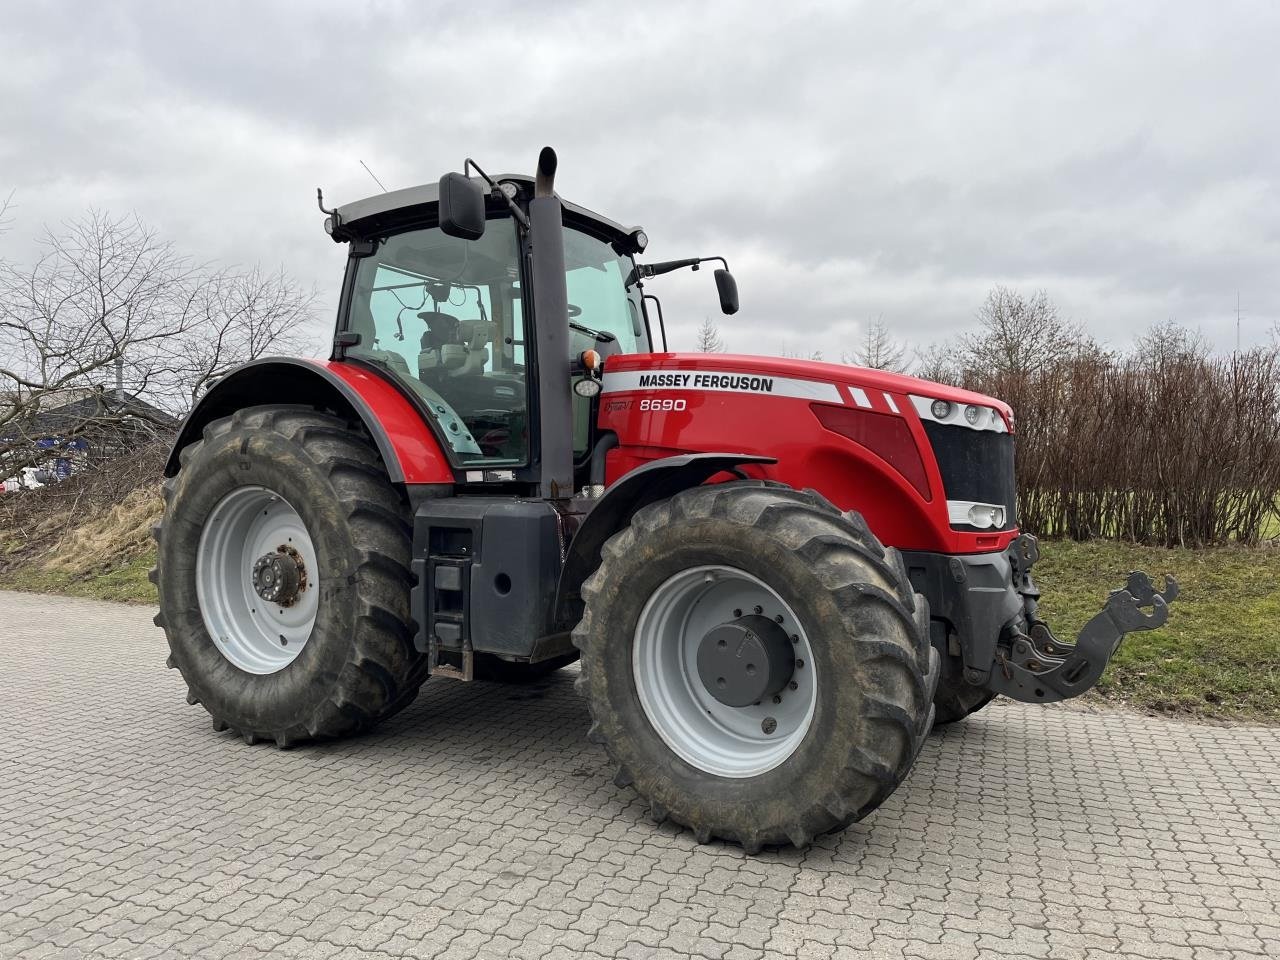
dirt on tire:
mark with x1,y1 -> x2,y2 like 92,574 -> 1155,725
152,406 -> 428,747
572,480 -> 939,851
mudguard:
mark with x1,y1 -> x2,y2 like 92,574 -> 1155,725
553,452 -> 775,627
164,357 -> 453,485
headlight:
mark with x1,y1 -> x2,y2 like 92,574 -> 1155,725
967,504 -> 1005,529
912,395 -> 1008,433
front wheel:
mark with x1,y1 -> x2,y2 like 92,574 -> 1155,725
573,482 -> 939,851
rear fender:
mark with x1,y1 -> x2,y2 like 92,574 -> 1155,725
553,452 -> 774,626
164,357 -> 452,485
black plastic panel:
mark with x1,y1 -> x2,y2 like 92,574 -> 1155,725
921,422 -> 1017,528
413,497 -> 565,658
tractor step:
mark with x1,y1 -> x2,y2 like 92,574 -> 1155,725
427,638 -> 474,681
425,557 -> 474,681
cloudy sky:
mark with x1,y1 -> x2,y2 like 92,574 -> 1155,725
2,1 -> 1276,361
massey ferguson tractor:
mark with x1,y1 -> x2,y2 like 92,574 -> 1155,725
153,148 -> 1177,851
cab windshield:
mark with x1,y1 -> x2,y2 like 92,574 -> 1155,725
344,219 -> 646,468
563,228 -> 649,355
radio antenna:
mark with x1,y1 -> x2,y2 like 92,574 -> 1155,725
359,160 -> 388,193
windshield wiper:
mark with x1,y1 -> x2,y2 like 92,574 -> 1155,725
569,320 -> 616,342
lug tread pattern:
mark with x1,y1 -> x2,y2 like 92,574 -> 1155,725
572,481 -> 939,852
153,407 -> 428,747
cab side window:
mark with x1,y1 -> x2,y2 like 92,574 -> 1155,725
346,221 -> 529,466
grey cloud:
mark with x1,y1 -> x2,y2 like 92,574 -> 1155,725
1,1 -> 1275,361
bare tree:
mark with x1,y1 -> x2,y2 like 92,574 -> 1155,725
0,210 -> 311,480
1136,318 -> 1208,364
782,348 -> 824,361
913,343 -> 961,385
153,266 -> 313,407
695,316 -> 725,353
957,286 -> 1083,380
0,190 -> 13,236
844,316 -> 907,371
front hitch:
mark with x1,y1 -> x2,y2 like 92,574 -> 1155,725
990,536 -> 1179,703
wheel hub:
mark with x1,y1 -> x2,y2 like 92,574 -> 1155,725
251,546 -> 306,606
696,614 -> 795,708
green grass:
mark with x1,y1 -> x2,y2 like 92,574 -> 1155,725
1034,540 -> 1280,723
0,547 -> 157,604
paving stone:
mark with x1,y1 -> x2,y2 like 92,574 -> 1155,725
0,590 -> 1277,960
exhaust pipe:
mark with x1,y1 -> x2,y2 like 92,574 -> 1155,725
528,147 -> 574,499
534,146 -> 557,198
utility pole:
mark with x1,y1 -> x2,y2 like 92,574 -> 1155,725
1236,292 -> 1242,354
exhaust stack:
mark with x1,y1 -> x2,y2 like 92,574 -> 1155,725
528,147 -> 574,499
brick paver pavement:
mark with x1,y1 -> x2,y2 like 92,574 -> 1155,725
1,589 -> 1277,959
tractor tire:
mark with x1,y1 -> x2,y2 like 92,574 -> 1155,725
573,481 -> 939,852
931,653 -> 996,725
152,406 -> 428,747
473,652 -> 579,684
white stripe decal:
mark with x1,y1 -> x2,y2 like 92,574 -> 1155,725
883,392 -> 899,413
849,387 -> 872,408
602,370 -> 842,403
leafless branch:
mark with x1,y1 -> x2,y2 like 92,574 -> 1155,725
0,210 -> 312,481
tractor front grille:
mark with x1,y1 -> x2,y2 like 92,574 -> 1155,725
921,422 -> 1017,530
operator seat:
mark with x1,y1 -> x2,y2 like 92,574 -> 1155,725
417,312 -> 493,380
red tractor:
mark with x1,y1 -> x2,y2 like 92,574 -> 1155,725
153,148 -> 1177,851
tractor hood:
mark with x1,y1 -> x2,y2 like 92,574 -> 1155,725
602,353 -> 1014,427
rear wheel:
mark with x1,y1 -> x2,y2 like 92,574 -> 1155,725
573,482 -> 939,851
152,406 -> 428,746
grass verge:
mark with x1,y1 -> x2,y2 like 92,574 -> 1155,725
0,547 -> 157,603
1034,540 -> 1279,723
1,505 -> 1275,722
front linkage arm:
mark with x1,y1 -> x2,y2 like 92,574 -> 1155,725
989,535 -> 1180,703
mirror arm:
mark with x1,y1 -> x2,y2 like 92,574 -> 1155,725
462,157 -> 530,228
637,255 -> 730,279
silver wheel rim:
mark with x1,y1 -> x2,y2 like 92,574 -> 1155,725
633,565 -> 818,778
195,486 -> 319,675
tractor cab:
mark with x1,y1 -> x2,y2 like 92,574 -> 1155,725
325,161 -> 660,496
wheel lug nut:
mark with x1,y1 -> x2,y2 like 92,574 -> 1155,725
795,659 -> 804,669
772,695 -> 782,705
774,614 -> 784,624
789,681 -> 798,691
790,634 -> 799,644
733,608 -> 742,618
761,717 -> 777,735
753,605 -> 763,615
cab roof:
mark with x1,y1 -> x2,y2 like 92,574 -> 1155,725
329,174 -> 638,245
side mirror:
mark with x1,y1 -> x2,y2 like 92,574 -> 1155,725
438,172 -> 486,240
714,268 -> 739,316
